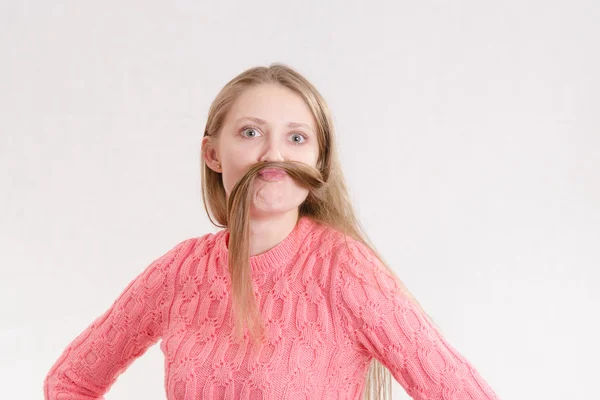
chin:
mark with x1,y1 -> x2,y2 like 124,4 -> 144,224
249,204 -> 299,218
250,185 -> 308,212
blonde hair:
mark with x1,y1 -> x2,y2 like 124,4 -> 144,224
200,63 -> 439,400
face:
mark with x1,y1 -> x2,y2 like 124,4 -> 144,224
203,83 -> 320,218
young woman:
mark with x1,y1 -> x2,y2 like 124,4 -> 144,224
44,64 -> 500,399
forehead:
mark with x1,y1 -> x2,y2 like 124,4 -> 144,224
227,83 -> 316,128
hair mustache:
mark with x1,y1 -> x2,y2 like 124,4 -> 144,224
227,161 -> 326,219
225,160 -> 325,342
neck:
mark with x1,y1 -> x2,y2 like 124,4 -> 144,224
247,210 -> 300,257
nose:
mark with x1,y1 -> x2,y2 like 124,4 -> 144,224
259,137 -> 285,164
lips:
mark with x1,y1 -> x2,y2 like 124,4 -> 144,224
258,168 -> 287,181
259,168 -> 286,176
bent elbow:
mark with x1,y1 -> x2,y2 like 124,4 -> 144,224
43,366 -> 105,400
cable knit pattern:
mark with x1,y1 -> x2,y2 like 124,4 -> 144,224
44,216 -> 500,399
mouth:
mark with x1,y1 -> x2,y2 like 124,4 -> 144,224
258,168 -> 288,181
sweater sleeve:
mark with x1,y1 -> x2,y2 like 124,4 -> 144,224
334,240 -> 500,400
43,237 -> 198,400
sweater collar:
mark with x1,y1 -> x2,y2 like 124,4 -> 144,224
217,215 -> 316,272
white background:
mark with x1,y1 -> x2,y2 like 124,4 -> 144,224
2,1 -> 598,399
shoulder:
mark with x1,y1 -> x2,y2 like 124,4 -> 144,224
325,232 -> 403,298
152,232 -> 218,273
309,224 -> 375,265
177,230 -> 224,259
176,232 -> 217,254
165,234 -> 209,258
297,220 -> 349,259
301,223 -> 379,281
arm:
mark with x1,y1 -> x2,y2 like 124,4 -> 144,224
43,237 -> 199,400
334,240 -> 500,400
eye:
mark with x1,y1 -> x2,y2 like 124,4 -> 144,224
290,133 -> 308,145
241,127 -> 261,138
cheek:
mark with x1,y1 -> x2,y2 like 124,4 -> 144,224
221,154 -> 248,194
222,170 -> 242,196
305,147 -> 320,168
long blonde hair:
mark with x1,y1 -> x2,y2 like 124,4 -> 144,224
200,63 -> 439,400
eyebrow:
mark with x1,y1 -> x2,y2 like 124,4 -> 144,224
236,116 -> 314,133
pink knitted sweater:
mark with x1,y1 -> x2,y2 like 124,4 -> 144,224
44,216 -> 499,399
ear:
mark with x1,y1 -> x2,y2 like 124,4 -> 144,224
202,136 -> 221,173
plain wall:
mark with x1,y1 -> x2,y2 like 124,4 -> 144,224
1,1 -> 598,398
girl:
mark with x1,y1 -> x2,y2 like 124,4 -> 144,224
44,64 -> 500,399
